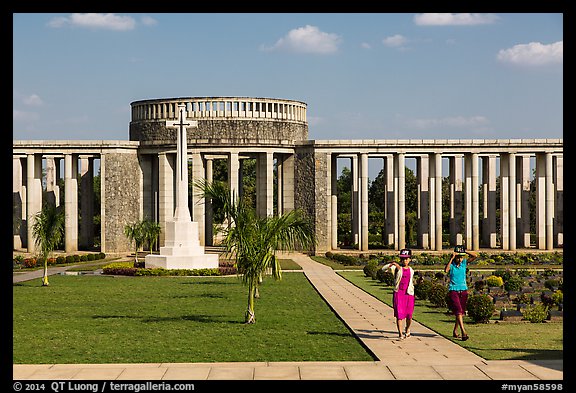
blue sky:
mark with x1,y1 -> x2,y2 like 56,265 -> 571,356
13,13 -> 563,143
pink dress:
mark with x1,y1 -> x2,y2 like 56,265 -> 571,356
393,267 -> 415,320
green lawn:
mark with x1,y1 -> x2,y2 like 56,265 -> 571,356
13,273 -> 373,364
339,271 -> 563,361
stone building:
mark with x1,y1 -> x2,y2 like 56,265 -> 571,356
13,96 -> 563,254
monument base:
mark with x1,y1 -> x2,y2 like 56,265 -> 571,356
145,253 -> 219,270
144,219 -> 219,270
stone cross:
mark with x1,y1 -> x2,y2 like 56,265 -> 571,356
166,104 -> 198,221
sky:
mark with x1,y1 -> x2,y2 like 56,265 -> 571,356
13,13 -> 563,145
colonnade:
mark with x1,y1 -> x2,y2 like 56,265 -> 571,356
142,148 -> 295,247
327,150 -> 563,251
13,153 -> 98,253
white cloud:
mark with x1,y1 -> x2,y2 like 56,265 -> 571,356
261,25 -> 341,54
497,41 -> 563,66
13,109 -> 39,122
47,13 -> 136,31
140,15 -> 158,26
382,34 -> 408,48
406,115 -> 490,130
22,94 -> 44,107
414,13 -> 498,26
361,42 -> 371,49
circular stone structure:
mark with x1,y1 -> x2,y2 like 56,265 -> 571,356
130,96 -> 308,145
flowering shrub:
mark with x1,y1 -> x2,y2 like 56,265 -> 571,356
467,293 -> 495,323
22,258 -> 37,268
522,303 -> 548,323
486,275 -> 504,287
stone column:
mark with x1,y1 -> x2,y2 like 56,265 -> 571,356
282,154 -> 295,213
464,154 -> 473,249
360,153 -> 369,251
257,151 -> 274,218
449,155 -> 464,246
482,156 -> 497,248
517,155 -> 532,248
276,156 -> 283,216
500,154 -> 510,250
140,154 -> 153,221
26,154 -> 43,253
79,157 -> 94,250
545,152 -> 554,250
64,153 -> 78,253
45,156 -> 60,207
384,155 -> 395,246
417,155 -> 430,249
205,158 -> 213,246
434,153 -> 443,251
351,155 -> 360,248
554,155 -> 563,247
331,154 -> 338,250
158,152 -> 174,246
428,154 -> 436,250
13,157 -> 24,249
396,153 -> 406,250
508,153 -> 517,250
471,153 -> 479,251
191,153 -> 206,245
228,152 -> 240,205
535,153 -> 546,249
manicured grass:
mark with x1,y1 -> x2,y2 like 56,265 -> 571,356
13,273 -> 373,364
310,256 -> 363,270
339,271 -> 563,361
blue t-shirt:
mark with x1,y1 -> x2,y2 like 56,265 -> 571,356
448,259 -> 467,291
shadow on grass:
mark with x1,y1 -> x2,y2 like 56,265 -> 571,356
306,331 -> 354,338
172,292 -> 227,299
93,314 -> 243,324
464,346 -> 563,362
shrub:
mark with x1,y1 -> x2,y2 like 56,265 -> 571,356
544,278 -> 561,290
493,269 -> 512,282
428,282 -> 448,308
333,253 -> 359,266
363,260 -> 379,279
102,262 -> 137,276
65,255 -> 75,263
377,268 -> 395,286
98,252 -> 106,259
551,290 -> 563,306
80,254 -> 88,262
504,274 -> 524,292
73,254 -> 80,262
467,293 -> 495,323
414,278 -> 433,300
473,279 -> 486,292
56,256 -> 66,264
47,257 -> 57,266
22,258 -> 37,268
514,293 -> 531,305
486,275 -> 504,287
434,272 -> 445,281
87,253 -> 95,261
522,303 -> 548,323
325,251 -> 334,260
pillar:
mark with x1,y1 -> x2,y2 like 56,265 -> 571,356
434,153 -> 443,251
331,154 -> 338,250
500,154 -> 510,250
45,156 -> 60,207
417,155 -> 430,249
395,153 -> 406,250
545,153 -> 554,250
205,158 -> 213,246
191,153 -> 206,245
517,155 -> 531,248
449,155 -> 464,246
228,152 -> 240,206
158,152 -> 174,246
360,153 -> 369,251
508,153 -> 517,250
384,155 -> 395,246
482,156 -> 497,248
13,157 -> 24,249
79,157 -> 94,250
257,151 -> 274,218
554,155 -> 563,247
471,153 -> 479,251
64,153 -> 78,252
281,154 -> 295,213
429,154 -> 436,250
351,155 -> 360,248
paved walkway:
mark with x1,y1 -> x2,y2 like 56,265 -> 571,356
13,253 -> 563,381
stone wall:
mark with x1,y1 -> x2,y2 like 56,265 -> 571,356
130,119 -> 308,144
102,151 -> 141,253
294,146 -> 329,254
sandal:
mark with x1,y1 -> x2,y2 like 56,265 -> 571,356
453,332 -> 460,338
461,334 -> 469,341
405,330 -> 411,338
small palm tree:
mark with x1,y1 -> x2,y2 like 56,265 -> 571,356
142,219 -> 162,253
124,221 -> 146,264
197,179 -> 316,324
32,203 -> 65,286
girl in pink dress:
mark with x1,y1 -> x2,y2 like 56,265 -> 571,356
383,249 -> 415,340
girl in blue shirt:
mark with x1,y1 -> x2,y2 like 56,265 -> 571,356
444,246 -> 478,341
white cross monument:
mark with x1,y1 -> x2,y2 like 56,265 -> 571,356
145,104 -> 219,270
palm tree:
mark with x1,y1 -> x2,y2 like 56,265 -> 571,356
124,221 -> 146,264
196,179 -> 316,324
142,219 -> 162,253
31,203 -> 65,286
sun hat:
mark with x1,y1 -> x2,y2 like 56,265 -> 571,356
454,245 -> 467,256
399,249 -> 412,258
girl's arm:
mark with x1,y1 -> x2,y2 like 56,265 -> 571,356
465,250 -> 478,263
444,253 -> 456,273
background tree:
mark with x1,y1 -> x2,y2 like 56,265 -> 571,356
32,203 -> 65,286
124,221 -> 146,264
